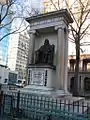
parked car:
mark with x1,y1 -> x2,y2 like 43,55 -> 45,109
15,79 -> 26,88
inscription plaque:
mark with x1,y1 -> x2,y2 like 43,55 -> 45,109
30,70 -> 45,86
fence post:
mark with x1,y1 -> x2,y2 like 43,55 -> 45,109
0,84 -> 2,91
0,91 -> 3,116
16,91 -> 20,117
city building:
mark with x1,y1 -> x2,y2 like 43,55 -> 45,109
0,64 -> 17,84
0,0 -> 7,4
0,28 -> 9,65
68,54 -> 90,96
15,0 -> 43,17
7,31 -> 29,80
0,4 -> 11,65
68,54 -> 90,71
43,0 -> 68,13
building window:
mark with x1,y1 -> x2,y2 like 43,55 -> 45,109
4,79 -> 7,83
84,77 -> 90,92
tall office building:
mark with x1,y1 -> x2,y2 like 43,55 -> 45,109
0,3 -> 11,65
7,0 -> 43,80
7,31 -> 29,79
14,0 -> 43,17
0,34 -> 9,65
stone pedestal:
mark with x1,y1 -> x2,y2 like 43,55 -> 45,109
21,84 -> 71,98
28,64 -> 56,88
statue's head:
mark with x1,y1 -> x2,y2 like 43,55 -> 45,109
44,39 -> 49,45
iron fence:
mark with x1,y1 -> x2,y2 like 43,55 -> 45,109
0,90 -> 90,120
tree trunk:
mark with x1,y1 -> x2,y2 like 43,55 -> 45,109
73,39 -> 80,96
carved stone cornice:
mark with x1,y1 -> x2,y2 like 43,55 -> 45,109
55,22 -> 67,29
30,17 -> 63,27
26,9 -> 73,24
55,25 -> 68,34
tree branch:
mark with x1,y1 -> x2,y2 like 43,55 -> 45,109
0,24 -> 29,41
80,24 -> 90,39
50,0 -> 58,11
57,0 -> 60,9
68,37 -> 75,43
0,16 -> 25,29
1,0 -> 15,22
80,9 -> 90,29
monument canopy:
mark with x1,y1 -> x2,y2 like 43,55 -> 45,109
26,9 -> 73,25
26,8 -> 73,90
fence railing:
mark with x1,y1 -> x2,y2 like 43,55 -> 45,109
0,90 -> 90,120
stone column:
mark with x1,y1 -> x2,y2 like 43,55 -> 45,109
55,25 -> 68,90
28,30 -> 36,64
64,27 -> 68,91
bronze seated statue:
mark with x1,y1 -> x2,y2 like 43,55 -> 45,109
35,39 -> 55,65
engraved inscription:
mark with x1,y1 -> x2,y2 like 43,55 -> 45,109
30,17 -> 63,28
30,70 -> 45,85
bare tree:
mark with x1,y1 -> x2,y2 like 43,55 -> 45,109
0,0 -> 29,41
0,0 -> 41,41
48,0 -> 90,96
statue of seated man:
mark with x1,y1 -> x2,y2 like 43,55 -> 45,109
35,39 -> 55,65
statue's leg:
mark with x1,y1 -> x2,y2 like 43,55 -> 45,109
44,55 -> 46,63
43,53 -> 47,63
48,53 -> 53,65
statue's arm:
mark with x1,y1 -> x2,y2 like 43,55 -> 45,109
51,45 -> 55,58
